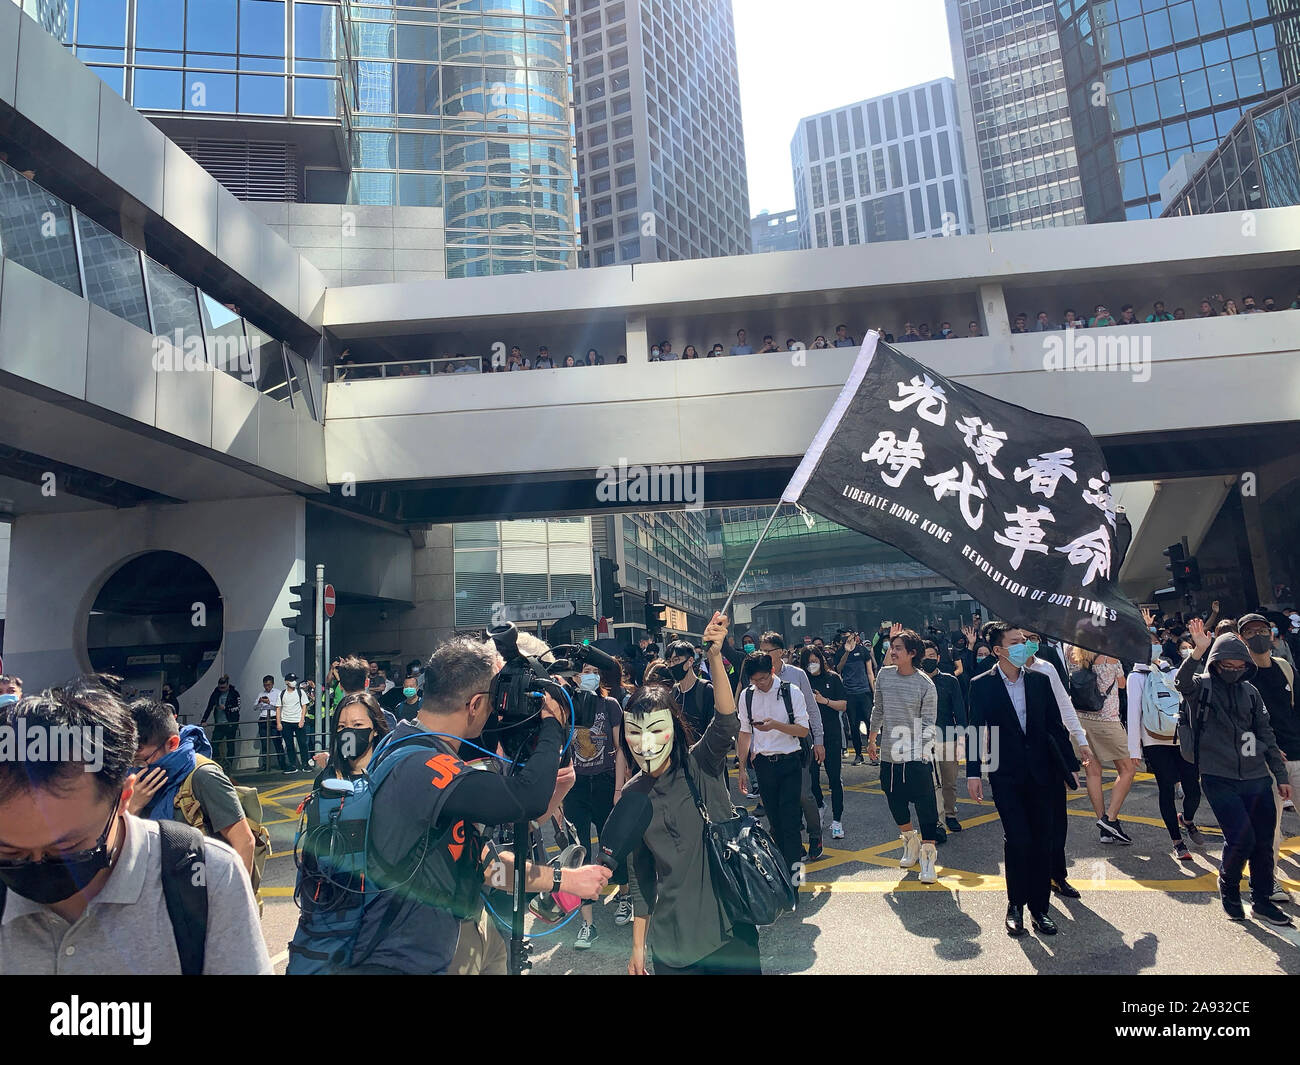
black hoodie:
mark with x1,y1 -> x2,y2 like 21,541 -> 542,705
1174,633 -> 1287,782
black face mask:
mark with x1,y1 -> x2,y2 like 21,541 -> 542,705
920,658 -> 940,674
336,727 -> 374,762
1215,666 -> 1247,684
1244,634 -> 1272,654
667,660 -> 691,683
0,804 -> 118,905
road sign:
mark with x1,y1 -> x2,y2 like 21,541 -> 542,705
664,606 -> 688,631
512,599 -> 576,622
323,583 -> 336,618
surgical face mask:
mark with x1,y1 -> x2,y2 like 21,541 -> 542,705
1244,633 -> 1272,654
0,803 -> 118,905
625,708 -> 675,773
1180,647 -> 1193,659
402,686 -> 419,699
742,642 -> 755,653
1151,644 -> 1164,661
1006,644 -> 1031,668
0,693 -> 17,709
807,661 -> 822,675
975,654 -> 993,670
336,727 -> 373,762
920,658 -> 939,674
578,672 -> 601,692
1215,665 -> 1247,684
1023,639 -> 1040,658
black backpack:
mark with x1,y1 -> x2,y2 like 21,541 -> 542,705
0,819 -> 208,974
1069,665 -> 1116,712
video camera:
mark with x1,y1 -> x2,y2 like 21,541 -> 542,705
484,623 -> 608,763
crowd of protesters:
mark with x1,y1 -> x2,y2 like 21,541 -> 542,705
333,288 -> 1298,379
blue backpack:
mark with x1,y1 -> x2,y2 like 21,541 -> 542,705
286,730 -> 479,974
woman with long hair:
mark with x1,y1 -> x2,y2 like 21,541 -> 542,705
682,344 -> 699,360
1068,644 -> 1134,844
309,691 -> 391,790
623,612 -> 752,975
800,645 -> 848,839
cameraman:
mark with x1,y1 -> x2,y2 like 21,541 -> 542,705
350,636 -> 610,975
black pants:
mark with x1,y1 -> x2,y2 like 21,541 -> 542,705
990,773 -> 1054,913
260,717 -> 287,770
810,708 -> 844,820
282,722 -> 310,768
845,691 -> 871,756
654,921 -> 760,975
1143,744 -> 1202,841
752,752 -> 804,870
212,721 -> 239,768
880,760 -> 939,839
565,771 -> 615,868
1202,774 -> 1275,903
1050,778 -> 1069,882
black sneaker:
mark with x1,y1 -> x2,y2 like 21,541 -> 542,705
1107,817 -> 1133,844
1219,877 -> 1246,921
945,816 -> 963,832
806,839 -> 826,862
1180,816 -> 1206,846
1251,899 -> 1295,927
852,754 -> 865,766
933,824 -> 947,845
1098,817 -> 1130,844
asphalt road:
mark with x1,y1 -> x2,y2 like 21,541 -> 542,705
251,759 -> 1300,975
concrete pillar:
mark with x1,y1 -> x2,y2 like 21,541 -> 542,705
1241,491 -> 1275,608
401,523 -> 456,657
625,312 -> 648,363
978,282 -> 1011,338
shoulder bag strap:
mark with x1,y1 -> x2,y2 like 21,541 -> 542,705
157,819 -> 208,976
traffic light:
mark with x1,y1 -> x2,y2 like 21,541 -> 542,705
1163,542 -> 1201,594
281,582 -> 315,637
599,557 -> 621,618
643,588 -> 667,637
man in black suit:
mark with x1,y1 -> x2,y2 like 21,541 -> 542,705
967,622 -> 1080,937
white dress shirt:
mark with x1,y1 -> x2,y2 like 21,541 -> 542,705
997,662 -> 1027,732
740,680 -> 810,757
1027,659 -> 1087,747
253,686 -> 282,720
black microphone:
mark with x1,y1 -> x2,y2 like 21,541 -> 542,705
598,792 -> 653,870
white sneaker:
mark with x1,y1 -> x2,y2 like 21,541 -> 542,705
899,828 -> 921,868
1271,888 -> 1294,905
818,804 -> 827,827
1285,800 -> 1296,812
574,922 -> 597,950
918,842 -> 938,884
830,820 -> 844,840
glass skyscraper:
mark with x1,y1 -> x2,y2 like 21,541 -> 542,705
572,0 -> 750,266
1161,81 -> 1300,214
61,0 -> 578,276
946,0 -> 1088,231
791,79 -> 973,249
1055,0 -> 1300,221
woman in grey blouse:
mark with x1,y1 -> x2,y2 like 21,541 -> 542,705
623,613 -> 754,975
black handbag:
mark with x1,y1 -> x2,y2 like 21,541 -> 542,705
682,755 -> 796,928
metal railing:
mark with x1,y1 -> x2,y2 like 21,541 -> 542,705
332,355 -> 483,380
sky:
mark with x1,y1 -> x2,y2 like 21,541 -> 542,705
734,0 -> 957,216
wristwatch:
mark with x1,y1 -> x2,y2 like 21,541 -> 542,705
551,862 -> 563,894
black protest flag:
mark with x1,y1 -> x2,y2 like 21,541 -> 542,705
781,333 -> 1148,663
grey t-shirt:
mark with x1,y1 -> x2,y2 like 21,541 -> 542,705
869,666 -> 937,763
183,761 -> 246,834
0,814 -> 270,975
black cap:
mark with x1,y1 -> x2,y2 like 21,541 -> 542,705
284,672 -> 298,682
1237,613 -> 1269,631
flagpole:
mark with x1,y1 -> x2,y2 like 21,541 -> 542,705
712,501 -> 784,641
